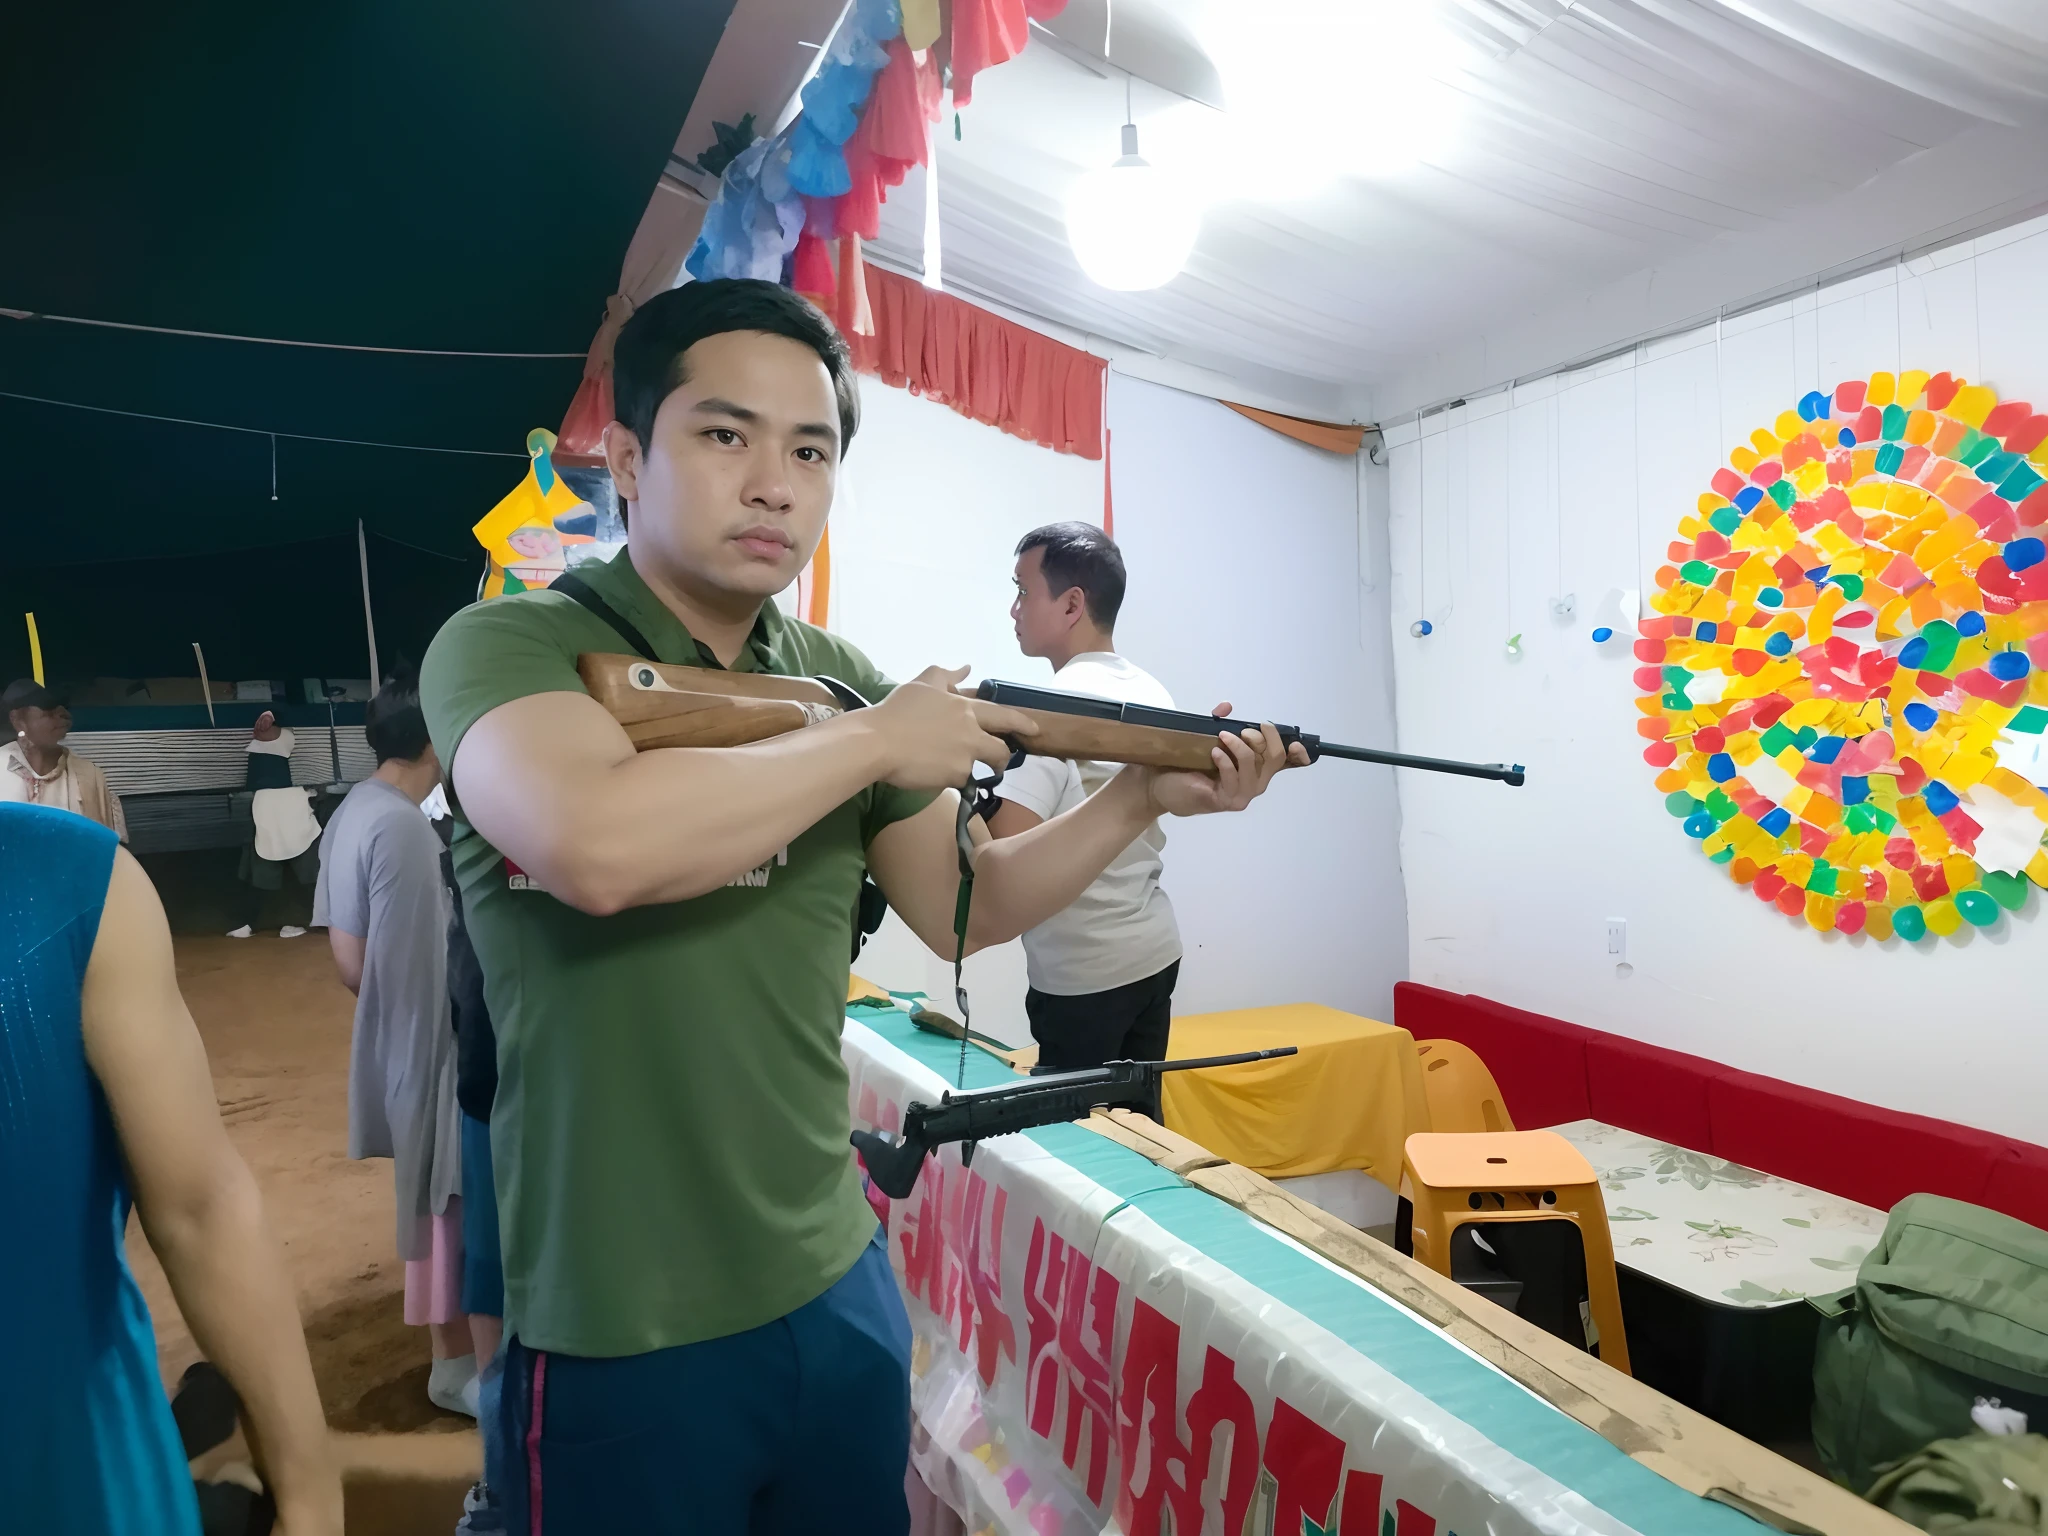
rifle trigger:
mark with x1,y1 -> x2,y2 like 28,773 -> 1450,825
814,676 -> 872,712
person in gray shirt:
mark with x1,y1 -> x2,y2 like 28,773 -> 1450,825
313,671 -> 481,1417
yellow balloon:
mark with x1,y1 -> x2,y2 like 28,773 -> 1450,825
1923,897 -> 1963,937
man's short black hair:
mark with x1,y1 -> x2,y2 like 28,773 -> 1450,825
613,279 -> 859,458
364,672 -> 431,765
1016,522 -> 1126,629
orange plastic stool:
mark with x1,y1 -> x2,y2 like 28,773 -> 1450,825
1414,1039 -> 1515,1133
1399,1130 -> 1630,1375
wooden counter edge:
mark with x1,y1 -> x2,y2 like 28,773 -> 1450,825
1080,1109 -> 1906,1536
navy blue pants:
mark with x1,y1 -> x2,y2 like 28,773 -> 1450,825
500,1228 -> 911,1536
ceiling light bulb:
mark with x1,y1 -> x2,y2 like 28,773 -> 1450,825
1064,123 -> 1200,292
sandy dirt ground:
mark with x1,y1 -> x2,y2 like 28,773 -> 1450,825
127,932 -> 474,1438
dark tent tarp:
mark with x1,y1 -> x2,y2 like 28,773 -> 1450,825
0,0 -> 735,685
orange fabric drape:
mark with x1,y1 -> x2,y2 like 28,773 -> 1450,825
805,526 -> 831,627
1223,402 -> 1367,455
846,261 -> 1105,459
557,294 -> 637,455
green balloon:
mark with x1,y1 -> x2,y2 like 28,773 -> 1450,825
1918,619 -> 1960,674
1709,846 -> 1735,864
1666,792 -> 1701,817
1833,573 -> 1865,601
1892,905 -> 1927,942
1981,870 -> 2030,913
1955,889 -> 1999,928
1680,560 -> 1717,586
1709,506 -> 1742,536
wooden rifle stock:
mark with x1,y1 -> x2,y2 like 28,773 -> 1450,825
577,653 -> 1526,784
578,653 -> 1223,770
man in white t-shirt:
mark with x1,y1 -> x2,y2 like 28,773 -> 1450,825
987,523 -> 1182,1118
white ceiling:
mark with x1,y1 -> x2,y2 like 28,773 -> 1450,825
840,0 -> 2048,423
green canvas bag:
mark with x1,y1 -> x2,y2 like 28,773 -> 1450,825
1865,1432 -> 2048,1533
1813,1194 -> 2048,1496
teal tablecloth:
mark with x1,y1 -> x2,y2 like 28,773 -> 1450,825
854,1007 -> 1764,1536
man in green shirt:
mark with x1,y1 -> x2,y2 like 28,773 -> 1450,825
420,278 -> 1301,1536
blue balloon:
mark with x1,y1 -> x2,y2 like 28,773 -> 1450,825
1590,626 -> 1613,642
1923,780 -> 1960,816
1956,610 -> 1987,638
1902,702 -> 1937,731
2006,537 -> 2046,573
1841,775 -> 1869,805
1899,635 -> 1929,668
1696,621 -> 1718,642
1765,632 -> 1793,656
1989,650 -> 2031,681
1759,807 -> 1792,836
1758,587 -> 1783,608
1708,752 -> 1736,782
1683,812 -> 1716,839
786,117 -> 852,197
1838,428 -> 1857,447
1810,736 -> 1846,764
1734,486 -> 1764,512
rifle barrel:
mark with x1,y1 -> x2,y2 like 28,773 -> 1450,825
1156,1047 -> 1299,1072
1314,742 -> 1527,785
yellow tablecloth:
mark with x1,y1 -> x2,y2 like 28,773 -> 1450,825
1161,1003 -> 1428,1185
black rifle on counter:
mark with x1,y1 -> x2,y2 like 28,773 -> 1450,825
850,1047 -> 1298,1199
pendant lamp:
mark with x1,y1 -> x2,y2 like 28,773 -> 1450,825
1064,119 -> 1199,292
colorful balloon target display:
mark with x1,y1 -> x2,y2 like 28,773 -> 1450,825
1643,370 -> 2048,940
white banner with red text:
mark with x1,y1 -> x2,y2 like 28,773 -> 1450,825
843,1017 -> 1704,1536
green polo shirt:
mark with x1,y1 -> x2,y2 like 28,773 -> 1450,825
419,552 -> 933,1357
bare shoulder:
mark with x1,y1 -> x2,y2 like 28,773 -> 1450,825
88,845 -> 174,980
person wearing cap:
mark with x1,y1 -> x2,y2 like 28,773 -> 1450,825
2,679 -> 127,841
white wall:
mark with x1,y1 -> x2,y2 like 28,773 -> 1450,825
1385,213 -> 2048,1146
823,373 -> 1408,1043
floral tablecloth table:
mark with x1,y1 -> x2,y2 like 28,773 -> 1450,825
1549,1119 -> 1886,1309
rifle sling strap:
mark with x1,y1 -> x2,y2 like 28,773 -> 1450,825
551,572 -> 660,663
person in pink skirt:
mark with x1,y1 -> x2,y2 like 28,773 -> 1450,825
314,671 -> 484,1416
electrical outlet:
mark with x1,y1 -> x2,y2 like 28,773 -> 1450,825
1606,919 -> 1626,958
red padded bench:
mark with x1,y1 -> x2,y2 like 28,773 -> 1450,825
1394,981 -> 2048,1229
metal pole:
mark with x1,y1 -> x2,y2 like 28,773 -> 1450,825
191,642 -> 217,726
356,519 -> 381,686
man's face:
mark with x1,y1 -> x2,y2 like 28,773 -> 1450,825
1011,547 -> 1082,659
11,704 -> 70,748
606,330 -> 839,604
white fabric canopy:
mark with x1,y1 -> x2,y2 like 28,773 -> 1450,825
865,0 -> 2048,420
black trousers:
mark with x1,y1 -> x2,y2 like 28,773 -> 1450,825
1025,959 -> 1180,1122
